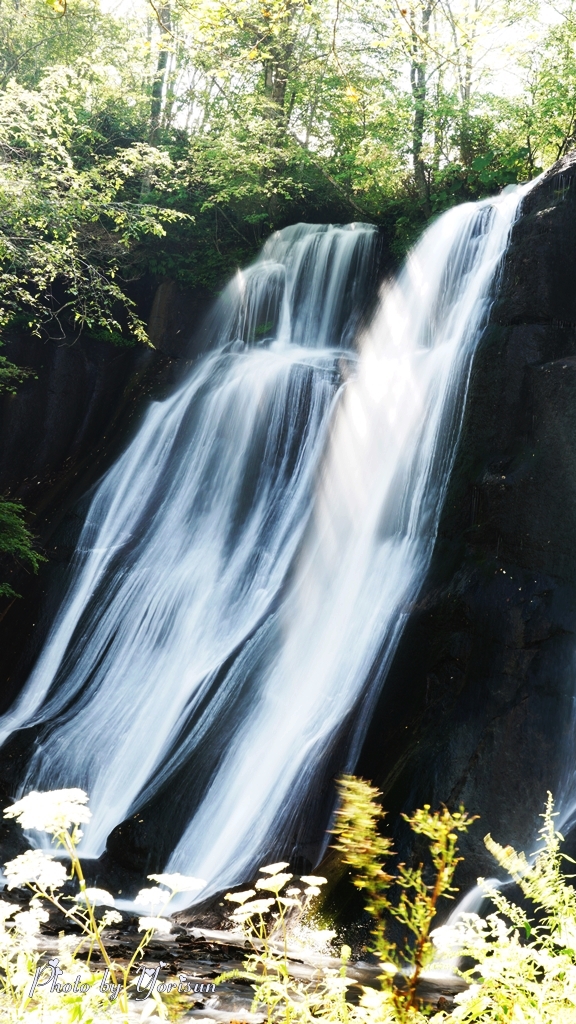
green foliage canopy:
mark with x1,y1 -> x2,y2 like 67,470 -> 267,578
1,0 -> 575,301
1,0 -> 576,598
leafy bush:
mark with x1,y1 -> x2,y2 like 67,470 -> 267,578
223,780 -> 576,1023
0,71 -> 190,346
0,500 -> 45,599
435,795 -> 576,1022
4,782 -> 576,1022
334,776 -> 477,1020
0,788 -> 206,1021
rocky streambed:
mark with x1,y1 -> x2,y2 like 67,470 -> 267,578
16,911 -> 468,1021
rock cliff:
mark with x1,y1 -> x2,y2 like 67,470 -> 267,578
356,152 -> 576,889
0,279 -> 212,727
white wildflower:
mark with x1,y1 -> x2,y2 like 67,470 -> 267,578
138,916 -> 172,934
74,887 -> 116,907
454,983 -> 482,1006
4,789 -> 91,834
100,909 -> 123,927
0,900 -> 17,922
13,905 -> 49,935
304,885 -> 321,897
255,872 -> 292,893
300,875 -> 327,887
277,896 -> 300,908
558,922 -> 576,949
136,886 -> 171,908
359,987 -> 393,1015
459,912 -> 487,933
430,924 -> 462,954
148,872 -> 206,892
59,933 -> 81,955
12,962 -> 39,990
259,861 -> 290,875
225,889 -> 256,904
286,887 -> 301,896
4,849 -> 68,890
231,897 -> 275,918
432,912 -> 488,953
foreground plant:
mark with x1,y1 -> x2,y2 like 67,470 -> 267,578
431,794 -> 576,1023
6,783 -> 576,1023
228,781 -> 576,1023
217,783 -> 476,1024
0,787 -> 206,1022
334,775 -> 477,1021
217,778 -> 477,1019
332,780 -> 576,1022
217,862 -> 356,1024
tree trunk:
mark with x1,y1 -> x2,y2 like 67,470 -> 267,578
458,0 -> 477,166
410,2 -> 432,217
262,0 -> 296,131
150,2 -> 172,145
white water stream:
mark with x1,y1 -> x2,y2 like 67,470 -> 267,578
0,188 -> 529,900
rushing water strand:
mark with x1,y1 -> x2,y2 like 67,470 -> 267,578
164,186 -> 530,903
0,189 -> 528,899
554,676 -> 576,837
0,223 -> 376,856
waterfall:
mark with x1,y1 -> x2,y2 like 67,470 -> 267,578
555,675 -> 576,838
164,187 -> 529,902
0,186 -> 529,900
0,223 -> 376,856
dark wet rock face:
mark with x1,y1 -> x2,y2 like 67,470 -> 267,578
356,154 -> 576,891
0,281 -> 211,717
0,335 -> 159,711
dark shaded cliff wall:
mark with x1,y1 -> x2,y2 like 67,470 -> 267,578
0,280 -> 212,715
357,153 -> 576,889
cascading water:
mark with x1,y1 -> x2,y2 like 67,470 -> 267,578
0,223 -> 376,855
164,186 -> 530,903
0,185 -> 530,903
548,666 -> 576,845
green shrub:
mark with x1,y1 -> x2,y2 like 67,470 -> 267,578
0,499 -> 45,598
224,780 -> 576,1023
4,781 -> 576,1022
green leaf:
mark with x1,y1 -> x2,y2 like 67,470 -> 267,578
471,153 -> 495,172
